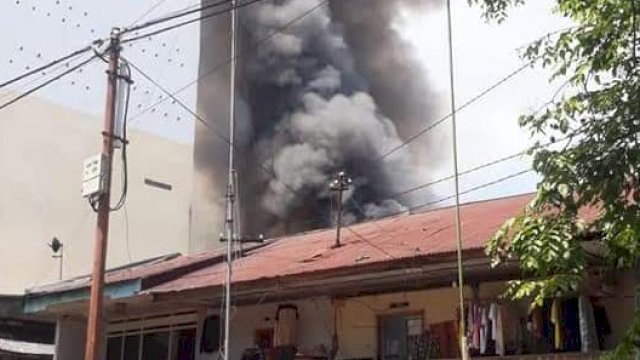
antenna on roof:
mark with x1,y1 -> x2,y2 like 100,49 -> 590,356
330,171 -> 352,248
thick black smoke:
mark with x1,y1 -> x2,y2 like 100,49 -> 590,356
194,0 -> 445,241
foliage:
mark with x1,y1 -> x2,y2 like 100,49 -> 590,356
469,0 -> 640,338
602,311 -> 640,359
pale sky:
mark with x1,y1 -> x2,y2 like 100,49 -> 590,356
0,0 -> 569,203
0,0 -> 201,142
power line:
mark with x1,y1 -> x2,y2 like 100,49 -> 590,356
128,0 -> 172,27
410,168 -> 533,212
123,0 -> 539,231
348,167 -> 534,233
344,226 -> 396,259
0,45 -> 94,90
125,59 -> 233,145
122,0 -> 271,45
127,22 -> 537,226
342,167 -> 534,261
126,0 -> 329,124
0,55 -> 98,112
386,128 -> 584,201
378,60 -> 534,162
125,59 -> 300,197
123,0 -> 232,36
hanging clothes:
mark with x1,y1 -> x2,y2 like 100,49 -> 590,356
488,303 -> 498,341
550,299 -> 564,350
466,304 -> 474,349
579,296 -> 598,353
494,305 -> 505,356
480,307 -> 488,354
472,304 -> 481,350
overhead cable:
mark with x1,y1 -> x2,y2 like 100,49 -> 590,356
378,60 -> 535,162
126,0 -> 329,124
0,45 -> 94,90
123,0 -> 232,35
122,0 -> 267,44
0,55 -> 98,112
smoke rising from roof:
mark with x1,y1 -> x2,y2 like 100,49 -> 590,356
193,0 -> 446,242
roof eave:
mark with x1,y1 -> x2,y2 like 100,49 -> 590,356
24,279 -> 141,315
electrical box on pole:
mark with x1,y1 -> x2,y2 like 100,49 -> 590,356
81,153 -> 109,198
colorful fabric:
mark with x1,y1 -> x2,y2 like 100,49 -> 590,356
550,299 -> 563,350
480,306 -> 488,354
494,305 -> 505,356
489,303 -> 499,341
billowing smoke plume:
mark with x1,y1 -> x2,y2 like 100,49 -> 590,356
193,0 -> 446,242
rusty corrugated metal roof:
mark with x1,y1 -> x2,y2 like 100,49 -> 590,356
147,193 -> 537,294
26,249 -> 228,295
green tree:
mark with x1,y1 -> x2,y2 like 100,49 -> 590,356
469,0 -> 640,355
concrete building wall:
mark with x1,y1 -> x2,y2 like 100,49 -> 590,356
55,276 -> 633,360
336,281 -> 632,359
0,93 -> 193,293
336,286 -> 471,359
225,298 -> 333,360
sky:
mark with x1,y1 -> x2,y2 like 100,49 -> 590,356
0,0 -> 570,203
0,0 -> 201,142
392,0 -> 570,204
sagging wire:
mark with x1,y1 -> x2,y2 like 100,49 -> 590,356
110,59 -> 133,212
88,54 -> 133,213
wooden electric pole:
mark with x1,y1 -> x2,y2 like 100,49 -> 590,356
330,171 -> 351,248
84,27 -> 121,360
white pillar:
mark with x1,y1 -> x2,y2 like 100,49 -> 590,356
54,317 -> 87,360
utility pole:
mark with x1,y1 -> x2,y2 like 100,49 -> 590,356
84,28 -> 121,360
223,0 -> 238,359
445,1 -> 469,359
330,171 -> 351,248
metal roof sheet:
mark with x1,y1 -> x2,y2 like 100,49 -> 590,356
147,193 -> 537,294
26,249 -> 227,295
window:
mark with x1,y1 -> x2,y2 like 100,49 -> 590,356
199,315 -> 221,353
143,331 -> 170,360
171,329 -> 197,360
378,313 -> 424,360
106,336 -> 122,360
107,327 -> 196,360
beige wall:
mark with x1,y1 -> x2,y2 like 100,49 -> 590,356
219,298 -> 334,360
336,286 -> 472,359
0,94 -> 193,293
336,279 -> 633,359
82,277 -> 634,360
